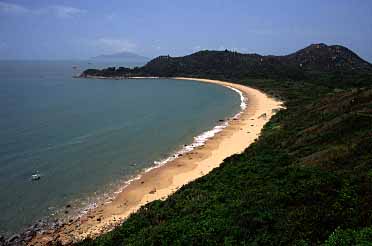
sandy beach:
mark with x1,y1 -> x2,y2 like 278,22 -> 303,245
29,78 -> 283,245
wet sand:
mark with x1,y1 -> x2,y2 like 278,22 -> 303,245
29,77 -> 283,245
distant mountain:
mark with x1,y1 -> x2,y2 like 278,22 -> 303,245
91,51 -> 149,62
82,44 -> 372,87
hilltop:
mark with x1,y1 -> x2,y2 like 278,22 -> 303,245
82,43 -> 372,88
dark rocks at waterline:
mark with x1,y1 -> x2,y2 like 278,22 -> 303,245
23,230 -> 36,239
1,219 -> 67,246
3,234 -> 22,246
23,236 -> 33,243
2,230 -> 36,245
51,221 -> 65,230
18,230 -> 36,244
7,234 -> 20,243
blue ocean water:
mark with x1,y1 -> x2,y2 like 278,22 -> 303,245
0,60 -> 241,236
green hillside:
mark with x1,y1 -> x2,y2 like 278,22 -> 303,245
77,45 -> 372,245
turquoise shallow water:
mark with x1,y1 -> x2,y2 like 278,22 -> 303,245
0,61 -> 241,236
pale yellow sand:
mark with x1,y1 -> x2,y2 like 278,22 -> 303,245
29,78 -> 283,245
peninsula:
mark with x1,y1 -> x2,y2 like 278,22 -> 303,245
22,44 -> 372,245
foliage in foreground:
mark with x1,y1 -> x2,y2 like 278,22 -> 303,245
324,227 -> 372,246
76,77 -> 372,245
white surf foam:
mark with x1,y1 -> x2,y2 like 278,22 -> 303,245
90,84 -> 248,207
70,82 -> 248,222
148,84 -> 247,169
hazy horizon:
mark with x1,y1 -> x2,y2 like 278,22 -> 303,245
0,0 -> 371,62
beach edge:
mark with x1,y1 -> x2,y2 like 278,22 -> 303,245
29,77 -> 283,245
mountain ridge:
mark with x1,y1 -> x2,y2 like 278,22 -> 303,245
81,43 -> 372,88
76,50 -> 372,246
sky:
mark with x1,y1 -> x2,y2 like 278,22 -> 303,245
0,0 -> 371,61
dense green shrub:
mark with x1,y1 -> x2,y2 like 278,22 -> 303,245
324,227 -> 372,246
77,43 -> 372,245
77,77 -> 372,245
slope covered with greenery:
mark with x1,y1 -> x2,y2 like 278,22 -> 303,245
77,45 -> 372,245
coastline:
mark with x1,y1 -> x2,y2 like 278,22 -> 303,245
29,77 -> 283,245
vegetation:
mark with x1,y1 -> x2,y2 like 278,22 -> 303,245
77,44 -> 372,245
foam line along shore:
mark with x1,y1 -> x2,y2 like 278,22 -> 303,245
29,78 -> 283,246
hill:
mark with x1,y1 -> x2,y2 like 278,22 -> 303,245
79,86 -> 372,245
82,43 -> 372,88
76,44 -> 372,245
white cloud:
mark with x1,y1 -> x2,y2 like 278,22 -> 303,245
92,38 -> 137,53
0,1 -> 29,14
0,1 -> 85,18
46,5 -> 86,18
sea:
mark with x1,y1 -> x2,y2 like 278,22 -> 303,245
0,60 -> 241,236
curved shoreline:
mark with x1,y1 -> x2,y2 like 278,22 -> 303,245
29,77 -> 283,245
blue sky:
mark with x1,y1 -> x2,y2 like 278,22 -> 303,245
0,0 -> 371,61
